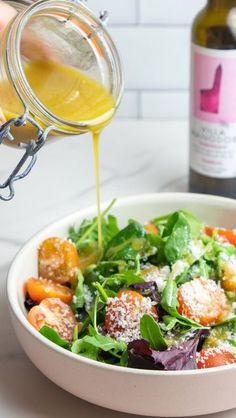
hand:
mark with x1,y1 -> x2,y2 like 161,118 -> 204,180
0,2 -> 16,123
0,1 -> 17,32
0,1 -> 52,125
0,2 -> 16,124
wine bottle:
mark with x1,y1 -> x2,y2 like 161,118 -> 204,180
189,0 -> 236,197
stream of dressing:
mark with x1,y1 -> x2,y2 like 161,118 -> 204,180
0,60 -> 116,249
92,132 -> 102,248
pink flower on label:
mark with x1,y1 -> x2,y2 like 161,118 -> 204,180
200,64 -> 222,114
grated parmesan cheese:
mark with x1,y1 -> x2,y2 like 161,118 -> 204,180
189,239 -> 205,259
105,292 -> 157,343
84,285 -> 93,311
142,265 -> 170,292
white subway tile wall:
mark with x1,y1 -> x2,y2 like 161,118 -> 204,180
139,0 -> 206,25
86,0 -> 137,24
87,0 -> 206,118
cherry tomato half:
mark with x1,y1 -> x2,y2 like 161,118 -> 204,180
26,277 -> 73,304
28,297 -> 77,341
104,289 -> 158,340
144,223 -> 159,235
178,277 -> 229,326
38,237 -> 80,285
197,348 -> 236,369
205,226 -> 236,247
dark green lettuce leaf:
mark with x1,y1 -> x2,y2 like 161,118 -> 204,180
72,333 -> 127,362
164,212 -> 190,263
105,221 -> 149,261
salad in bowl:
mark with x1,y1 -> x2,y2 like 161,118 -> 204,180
24,201 -> 236,371
7,193 -> 236,417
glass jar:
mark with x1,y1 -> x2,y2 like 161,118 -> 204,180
0,0 -> 123,146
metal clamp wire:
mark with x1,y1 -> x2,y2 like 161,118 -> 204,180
0,110 -> 53,201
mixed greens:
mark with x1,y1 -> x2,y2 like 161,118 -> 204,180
25,205 -> 236,370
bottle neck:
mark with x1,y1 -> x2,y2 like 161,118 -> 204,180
208,0 -> 236,9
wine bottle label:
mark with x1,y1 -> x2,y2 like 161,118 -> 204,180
190,44 -> 236,179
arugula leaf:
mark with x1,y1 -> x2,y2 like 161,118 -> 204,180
213,316 -> 236,328
68,199 -> 118,249
176,256 -> 212,286
164,213 -> 191,263
87,291 -> 105,332
161,315 -> 178,331
161,279 -> 178,315
228,339 -> 236,347
68,219 -> 98,247
76,311 -> 92,337
151,213 -> 173,234
181,211 -> 203,237
198,258 -> 212,279
82,334 -> 126,352
120,350 -> 129,367
147,233 -> 166,264
93,281 -> 109,303
72,334 -> 127,361
71,270 -> 85,310
140,314 -> 167,350
152,210 -> 203,239
151,211 -> 202,264
73,324 -> 79,342
162,212 -> 180,238
88,324 -> 97,336
107,214 -> 120,240
203,239 -> 236,267
39,326 -> 70,349
161,315 -> 197,331
84,260 -> 127,285
105,221 -> 148,261
85,264 -> 144,292
71,339 -> 98,360
175,239 -> 216,285
202,320 -> 236,350
104,271 -> 144,289
175,265 -> 192,286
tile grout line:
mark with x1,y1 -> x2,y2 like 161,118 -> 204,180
125,88 -> 189,93
136,0 -> 141,25
109,23 -> 191,28
137,90 -> 142,119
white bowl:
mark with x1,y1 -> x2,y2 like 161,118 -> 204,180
7,193 -> 236,417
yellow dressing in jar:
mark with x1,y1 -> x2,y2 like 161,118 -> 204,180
0,59 -> 115,248
0,60 -> 115,127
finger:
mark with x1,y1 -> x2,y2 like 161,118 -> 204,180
0,107 -> 6,125
21,34 -> 54,61
0,1 -> 54,61
0,1 -> 17,32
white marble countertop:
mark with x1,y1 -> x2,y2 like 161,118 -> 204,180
0,119 -> 235,418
